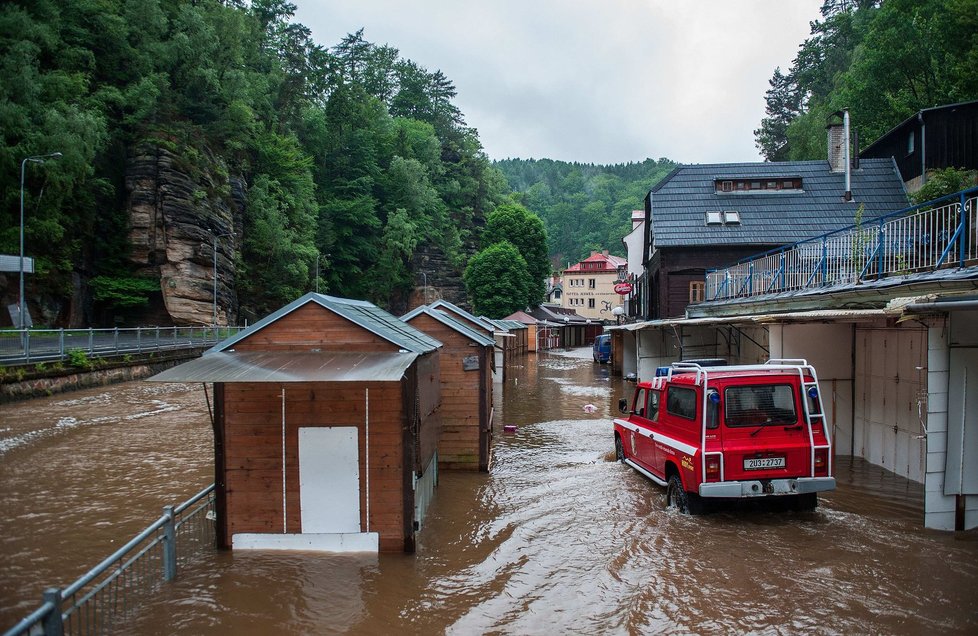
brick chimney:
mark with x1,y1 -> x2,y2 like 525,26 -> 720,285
826,109 -> 853,200
827,120 -> 846,172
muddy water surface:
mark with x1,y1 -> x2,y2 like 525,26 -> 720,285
2,350 -> 977,634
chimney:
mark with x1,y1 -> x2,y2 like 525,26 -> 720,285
827,118 -> 846,172
590,251 -> 599,257
632,210 -> 644,229
826,109 -> 853,201
602,249 -> 609,257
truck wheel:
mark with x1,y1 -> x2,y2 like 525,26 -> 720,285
666,474 -> 705,515
615,435 -> 625,462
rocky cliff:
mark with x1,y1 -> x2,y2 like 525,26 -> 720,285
126,142 -> 243,325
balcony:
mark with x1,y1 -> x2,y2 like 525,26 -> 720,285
706,187 -> 978,302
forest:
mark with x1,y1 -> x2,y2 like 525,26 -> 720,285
494,158 -> 676,267
0,0 -> 510,324
755,0 -> 978,161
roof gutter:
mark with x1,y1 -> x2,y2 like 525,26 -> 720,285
905,299 -> 978,313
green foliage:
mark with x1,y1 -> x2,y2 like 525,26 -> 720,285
89,276 -> 161,309
495,158 -> 676,266
756,0 -> 978,161
482,204 -> 549,305
67,348 -> 92,370
910,168 -> 978,205
464,242 -> 531,318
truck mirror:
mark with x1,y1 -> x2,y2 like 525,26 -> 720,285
618,398 -> 628,414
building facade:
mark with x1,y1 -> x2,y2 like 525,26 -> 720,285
561,250 -> 627,321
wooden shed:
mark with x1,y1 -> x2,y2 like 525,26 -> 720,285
426,299 -> 503,379
402,305 -> 496,471
150,293 -> 442,553
504,310 -> 540,351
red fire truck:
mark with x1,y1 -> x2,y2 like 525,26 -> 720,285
613,359 -> 835,513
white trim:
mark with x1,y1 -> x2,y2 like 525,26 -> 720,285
365,388 -> 370,534
614,418 -> 699,455
233,532 -> 379,553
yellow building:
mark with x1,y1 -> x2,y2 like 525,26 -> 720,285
561,250 -> 627,321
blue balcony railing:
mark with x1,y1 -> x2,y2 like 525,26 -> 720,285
706,187 -> 978,302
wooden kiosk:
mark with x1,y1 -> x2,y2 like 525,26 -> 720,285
151,293 -> 442,553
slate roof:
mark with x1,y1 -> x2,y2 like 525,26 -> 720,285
649,159 -> 908,248
401,306 -> 495,347
210,292 -> 442,354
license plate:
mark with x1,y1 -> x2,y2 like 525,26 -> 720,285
744,456 -> 785,470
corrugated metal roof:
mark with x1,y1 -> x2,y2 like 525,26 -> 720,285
427,299 -> 496,333
615,308 -> 890,332
148,351 -> 418,383
210,292 -> 441,354
401,306 -> 495,346
649,159 -> 908,248
497,319 -> 527,330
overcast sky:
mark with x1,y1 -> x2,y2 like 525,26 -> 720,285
294,1 -> 824,165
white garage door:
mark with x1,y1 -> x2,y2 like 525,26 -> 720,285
299,427 -> 361,533
855,326 -> 927,483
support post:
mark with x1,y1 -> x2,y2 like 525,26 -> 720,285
42,588 -> 63,636
162,505 -> 177,582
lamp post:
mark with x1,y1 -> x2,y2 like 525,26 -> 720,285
19,152 -> 62,330
212,232 -> 232,327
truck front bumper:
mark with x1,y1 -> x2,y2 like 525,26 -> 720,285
699,477 -> 836,498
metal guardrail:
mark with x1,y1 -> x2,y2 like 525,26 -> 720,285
3,484 -> 216,636
706,187 -> 978,301
0,326 -> 243,366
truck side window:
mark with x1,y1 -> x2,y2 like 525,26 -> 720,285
634,389 -> 647,418
706,388 -> 719,429
648,391 -> 660,422
666,387 -> 696,420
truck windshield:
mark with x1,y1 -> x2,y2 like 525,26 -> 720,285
724,384 -> 797,427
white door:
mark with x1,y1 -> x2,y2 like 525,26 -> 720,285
299,427 -> 360,533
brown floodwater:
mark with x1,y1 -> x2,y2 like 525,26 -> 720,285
2,349 -> 977,634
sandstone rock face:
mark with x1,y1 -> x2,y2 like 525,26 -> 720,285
408,242 -> 471,313
126,143 -> 242,325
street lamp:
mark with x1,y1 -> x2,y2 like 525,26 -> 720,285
19,152 -> 62,330
211,232 -> 232,327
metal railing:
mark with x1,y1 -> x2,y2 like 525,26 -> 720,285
706,187 -> 978,302
0,326 -> 243,366
3,484 -> 216,636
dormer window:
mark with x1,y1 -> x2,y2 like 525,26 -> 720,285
715,177 -> 803,193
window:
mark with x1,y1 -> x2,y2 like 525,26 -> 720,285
907,131 -> 915,155
724,384 -> 797,427
666,387 -> 697,420
648,390 -> 660,422
553,290 -> 562,299
723,210 -> 740,225
588,278 -> 596,289
588,298 -> 595,308
634,388 -> 648,418
689,281 -> 705,303
721,180 -> 733,192
705,211 -> 723,225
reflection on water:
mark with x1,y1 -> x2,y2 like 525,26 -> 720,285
3,350 -> 978,634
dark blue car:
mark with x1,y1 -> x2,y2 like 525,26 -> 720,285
592,334 -> 611,363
